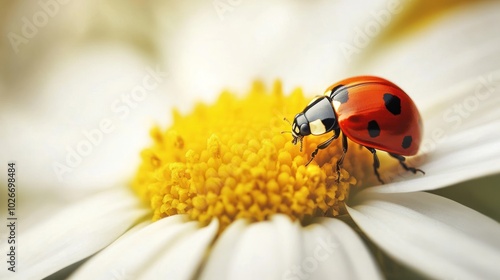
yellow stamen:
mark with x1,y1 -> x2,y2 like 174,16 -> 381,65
132,81 -> 371,232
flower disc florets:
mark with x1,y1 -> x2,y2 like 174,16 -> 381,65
133,81 -> 370,232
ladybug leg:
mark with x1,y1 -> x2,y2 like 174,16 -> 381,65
365,147 -> 384,184
305,128 -> 340,166
388,153 -> 425,175
335,133 -> 348,182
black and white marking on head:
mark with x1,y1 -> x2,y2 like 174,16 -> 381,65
402,135 -> 412,149
309,119 -> 327,135
383,93 -> 401,115
367,120 -> 380,138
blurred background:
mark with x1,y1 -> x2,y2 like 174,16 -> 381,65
1,1 -> 500,278
1,0 -> 499,239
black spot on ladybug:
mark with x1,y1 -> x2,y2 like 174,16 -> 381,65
402,135 -> 412,149
383,93 -> 401,115
367,120 -> 380,138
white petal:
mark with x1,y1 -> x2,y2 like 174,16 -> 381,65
299,218 -> 382,280
362,1 -> 500,103
202,214 -> 380,280
70,215 -> 198,280
347,191 -> 500,279
221,215 -> 303,280
138,218 -> 219,280
0,188 -> 147,280
237,215 -> 304,280
0,44 -> 172,195
158,0 -> 392,98
199,219 -> 249,280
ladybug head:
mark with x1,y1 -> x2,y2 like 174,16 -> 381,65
286,96 -> 339,150
290,112 -> 310,150
292,113 -> 310,137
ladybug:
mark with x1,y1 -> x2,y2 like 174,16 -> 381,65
288,76 -> 424,184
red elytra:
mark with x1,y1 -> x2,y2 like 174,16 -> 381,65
326,76 -> 422,156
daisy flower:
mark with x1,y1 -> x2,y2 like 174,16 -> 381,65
1,1 -> 500,280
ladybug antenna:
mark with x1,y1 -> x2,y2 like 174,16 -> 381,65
281,117 -> 294,135
282,117 -> 304,151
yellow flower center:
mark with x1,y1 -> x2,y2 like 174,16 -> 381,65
132,81 -> 371,232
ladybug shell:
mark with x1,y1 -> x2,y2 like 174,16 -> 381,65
326,76 -> 422,156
